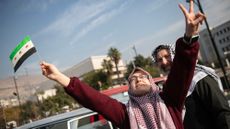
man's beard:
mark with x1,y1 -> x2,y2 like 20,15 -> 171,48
161,65 -> 171,75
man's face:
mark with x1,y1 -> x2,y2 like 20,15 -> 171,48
129,71 -> 151,96
156,49 -> 172,73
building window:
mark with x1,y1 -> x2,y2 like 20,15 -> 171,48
220,30 -> 223,35
227,27 -> 230,31
219,39 -> 222,44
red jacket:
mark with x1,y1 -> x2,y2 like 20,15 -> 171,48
65,38 -> 199,129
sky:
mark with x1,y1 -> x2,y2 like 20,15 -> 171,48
0,0 -> 230,80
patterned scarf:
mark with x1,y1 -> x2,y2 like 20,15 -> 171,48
187,64 -> 224,97
126,67 -> 176,129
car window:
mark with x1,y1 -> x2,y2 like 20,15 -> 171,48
68,113 -> 114,129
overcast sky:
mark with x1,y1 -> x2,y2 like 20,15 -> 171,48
1,0 -> 230,80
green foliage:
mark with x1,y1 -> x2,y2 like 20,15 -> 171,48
54,85 -> 75,107
126,54 -> 160,78
108,48 -> 121,64
4,106 -> 20,124
83,70 -> 110,90
3,85 -> 79,124
108,47 -> 122,84
20,101 -> 40,122
40,98 -> 59,117
143,65 -> 161,77
101,59 -> 113,86
134,55 -> 153,67
39,84 -> 76,117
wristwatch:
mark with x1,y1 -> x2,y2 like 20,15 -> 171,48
183,34 -> 199,45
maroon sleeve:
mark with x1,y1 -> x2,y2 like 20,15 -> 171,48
161,38 -> 199,111
64,77 -> 130,129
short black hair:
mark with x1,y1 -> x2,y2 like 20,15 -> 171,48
152,45 -> 173,63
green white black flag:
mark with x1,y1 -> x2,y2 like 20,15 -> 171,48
9,36 -> 37,72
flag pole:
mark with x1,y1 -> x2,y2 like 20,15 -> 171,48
32,41 -> 42,62
36,51 -> 43,63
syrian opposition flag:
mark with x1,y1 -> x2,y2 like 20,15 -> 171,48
9,36 -> 37,72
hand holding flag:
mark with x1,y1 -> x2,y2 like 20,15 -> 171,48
40,61 -> 70,87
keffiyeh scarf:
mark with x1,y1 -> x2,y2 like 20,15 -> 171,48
127,67 -> 176,129
187,64 -> 224,97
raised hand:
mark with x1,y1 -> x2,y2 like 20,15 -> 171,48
40,61 -> 70,87
179,0 -> 205,37
40,61 -> 61,80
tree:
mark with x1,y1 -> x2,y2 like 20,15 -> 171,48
54,85 -> 76,109
40,98 -> 59,117
83,70 -> 110,90
20,101 -> 40,123
133,55 -> 152,67
101,59 -> 113,86
108,47 -> 121,84
39,84 -> 76,117
4,106 -> 21,126
125,54 -> 160,78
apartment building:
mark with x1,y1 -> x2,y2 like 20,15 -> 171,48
64,55 -> 127,83
199,20 -> 230,66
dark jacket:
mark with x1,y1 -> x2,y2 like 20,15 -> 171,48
183,75 -> 230,129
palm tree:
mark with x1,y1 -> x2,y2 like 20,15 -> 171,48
102,59 -> 113,86
108,47 -> 121,84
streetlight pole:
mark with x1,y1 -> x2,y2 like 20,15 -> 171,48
13,76 -> 23,125
132,45 -> 138,57
186,0 -> 230,89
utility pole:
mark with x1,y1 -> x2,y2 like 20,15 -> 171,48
132,45 -> 138,57
129,48 -> 136,69
186,0 -> 230,89
13,76 -> 23,125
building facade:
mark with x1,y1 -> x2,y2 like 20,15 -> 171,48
199,20 -> 230,66
64,55 -> 127,83
0,98 -> 19,107
37,89 -> 57,102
